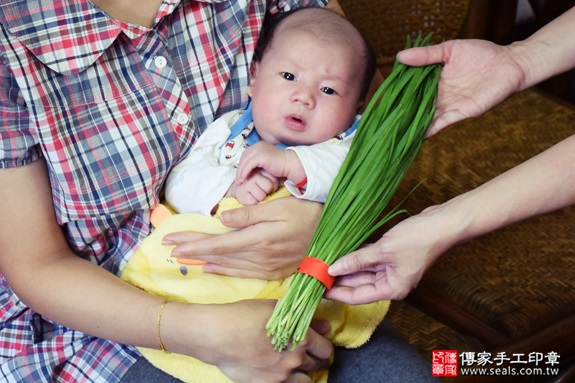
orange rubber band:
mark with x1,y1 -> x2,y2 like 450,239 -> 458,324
297,257 -> 334,289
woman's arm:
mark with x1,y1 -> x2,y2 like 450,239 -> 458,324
439,134 -> 575,243
397,7 -> 575,136
0,159 -> 331,382
510,6 -> 575,90
0,159 -> 163,348
327,134 -> 575,303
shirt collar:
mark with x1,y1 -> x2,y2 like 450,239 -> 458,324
0,0 -> 198,75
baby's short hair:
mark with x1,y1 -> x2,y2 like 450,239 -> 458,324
253,7 -> 376,103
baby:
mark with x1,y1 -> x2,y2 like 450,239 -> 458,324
121,8 -> 388,383
164,6 -> 376,215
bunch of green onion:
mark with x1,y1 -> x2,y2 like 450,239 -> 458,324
266,35 -> 442,351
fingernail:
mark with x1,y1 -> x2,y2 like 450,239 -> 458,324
318,321 -> 331,333
219,211 -> 231,224
171,249 -> 183,258
162,237 -> 175,246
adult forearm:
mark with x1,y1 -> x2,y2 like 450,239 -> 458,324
0,160 -> 205,355
439,135 -> 575,245
1,214 -> 221,364
8,250 -> 171,348
512,7 -> 575,90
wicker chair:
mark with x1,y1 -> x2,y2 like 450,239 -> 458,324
338,0 -> 471,68
338,1 -> 575,381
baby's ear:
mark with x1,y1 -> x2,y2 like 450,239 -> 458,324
247,62 -> 261,97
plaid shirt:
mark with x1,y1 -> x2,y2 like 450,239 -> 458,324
0,0 -> 327,382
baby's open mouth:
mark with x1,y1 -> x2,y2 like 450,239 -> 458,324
286,114 -> 307,131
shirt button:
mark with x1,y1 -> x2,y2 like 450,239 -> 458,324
177,113 -> 190,125
154,56 -> 167,69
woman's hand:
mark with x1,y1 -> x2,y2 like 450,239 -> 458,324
165,300 -> 332,383
325,205 -> 457,303
397,39 -> 526,136
164,197 -> 322,279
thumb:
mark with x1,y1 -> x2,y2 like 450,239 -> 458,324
426,109 -> 468,137
220,205 -> 256,228
396,43 -> 446,67
220,203 -> 271,228
328,248 -> 381,277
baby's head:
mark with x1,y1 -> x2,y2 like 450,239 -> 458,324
248,7 -> 376,146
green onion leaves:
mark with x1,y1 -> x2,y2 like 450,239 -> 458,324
266,35 -> 442,351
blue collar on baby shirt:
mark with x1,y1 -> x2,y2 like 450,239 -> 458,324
226,102 -> 360,149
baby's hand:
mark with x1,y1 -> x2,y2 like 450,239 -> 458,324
236,142 -> 290,184
229,170 -> 279,205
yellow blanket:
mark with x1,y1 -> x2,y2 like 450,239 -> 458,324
121,191 -> 389,383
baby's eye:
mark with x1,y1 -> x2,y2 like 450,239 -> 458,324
281,72 -> 296,81
321,87 -> 337,95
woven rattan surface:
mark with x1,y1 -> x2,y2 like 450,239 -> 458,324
391,89 -> 575,343
338,0 -> 471,65
388,300 -> 485,360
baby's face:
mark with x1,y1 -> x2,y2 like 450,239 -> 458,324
248,28 -> 364,146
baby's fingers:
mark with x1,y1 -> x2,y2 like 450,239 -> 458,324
236,156 -> 258,184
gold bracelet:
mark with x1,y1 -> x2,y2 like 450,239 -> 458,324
157,299 -> 170,353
